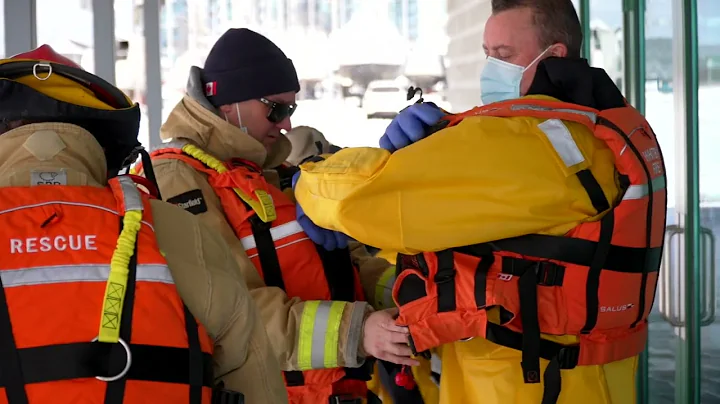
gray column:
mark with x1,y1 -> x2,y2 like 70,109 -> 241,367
4,0 -> 36,56
144,0 -> 163,149
93,0 -> 116,84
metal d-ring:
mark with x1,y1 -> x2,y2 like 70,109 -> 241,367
92,337 -> 132,382
32,62 -> 52,81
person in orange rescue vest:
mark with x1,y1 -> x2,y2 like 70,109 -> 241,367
292,1 -> 668,403
138,28 -> 415,404
0,45 -> 288,404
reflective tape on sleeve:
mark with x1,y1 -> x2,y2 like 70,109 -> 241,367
297,301 -> 347,370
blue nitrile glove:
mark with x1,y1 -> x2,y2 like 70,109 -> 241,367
292,171 -> 351,251
379,102 -> 445,152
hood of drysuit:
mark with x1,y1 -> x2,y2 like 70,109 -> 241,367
0,46 -> 141,177
160,65 -> 292,168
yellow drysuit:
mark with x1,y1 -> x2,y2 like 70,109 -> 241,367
294,95 -> 638,404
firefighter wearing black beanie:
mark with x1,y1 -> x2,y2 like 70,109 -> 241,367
202,28 -> 301,107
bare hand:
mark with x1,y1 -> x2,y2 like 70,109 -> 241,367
362,308 -> 420,366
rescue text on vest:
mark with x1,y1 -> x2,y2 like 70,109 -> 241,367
10,235 -> 98,253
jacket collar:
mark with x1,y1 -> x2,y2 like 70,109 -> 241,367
159,66 -> 291,167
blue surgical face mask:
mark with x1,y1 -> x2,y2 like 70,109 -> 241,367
480,47 -> 551,105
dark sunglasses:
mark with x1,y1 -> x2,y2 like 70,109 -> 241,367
259,97 -> 297,124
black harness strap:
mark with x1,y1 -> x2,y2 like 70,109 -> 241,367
184,305 -> 204,404
0,343 -> 214,387
249,215 -> 286,290
104,222 -> 138,404
580,211 -> 615,334
517,262 -> 542,385
575,169 -> 611,214
0,274 -> 29,404
435,250 -> 457,313
485,322 -> 580,404
246,214 -> 305,386
315,245 -> 356,302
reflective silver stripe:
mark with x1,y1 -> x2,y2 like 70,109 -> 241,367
619,126 -> 645,156
0,263 -> 173,288
510,104 -> 598,122
117,176 -> 144,212
246,237 -> 310,259
537,119 -> 585,167
240,220 -> 305,251
154,139 -> 188,152
0,201 -> 154,231
622,176 -> 667,200
307,301 -> 345,369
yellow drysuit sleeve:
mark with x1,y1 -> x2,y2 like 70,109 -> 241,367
294,113 -> 621,255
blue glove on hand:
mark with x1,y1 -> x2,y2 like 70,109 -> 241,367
292,171 -> 351,251
379,102 -> 445,152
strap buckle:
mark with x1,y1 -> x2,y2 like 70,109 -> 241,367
556,345 -> 580,369
536,262 -> 565,286
92,337 -> 132,382
212,383 -> 245,404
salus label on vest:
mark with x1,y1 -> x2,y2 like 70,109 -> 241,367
31,169 -> 68,185
10,235 -> 98,253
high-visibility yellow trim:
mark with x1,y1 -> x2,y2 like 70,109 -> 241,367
181,143 -> 276,222
323,301 -> 345,368
296,301 -> 346,370
98,210 -> 142,343
297,301 -> 319,370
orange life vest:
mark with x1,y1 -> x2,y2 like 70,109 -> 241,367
0,176 -> 214,404
147,142 -> 373,404
392,98 -> 666,403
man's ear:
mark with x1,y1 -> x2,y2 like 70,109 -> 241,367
550,43 -> 568,58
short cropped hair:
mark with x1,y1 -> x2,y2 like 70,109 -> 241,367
491,0 -> 583,58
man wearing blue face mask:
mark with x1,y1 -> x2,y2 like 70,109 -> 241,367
293,1 -> 666,403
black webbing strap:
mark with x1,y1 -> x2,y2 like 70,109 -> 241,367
518,263 -> 542,386
489,234 -> 658,274
581,211 -> 615,334
246,215 -> 305,387
315,245 -> 356,302
0,343 -> 214,387
184,305 -> 204,404
434,250 -> 456,313
104,223 -> 138,404
0,273 -> 29,404
575,169 -> 610,214
248,215 -> 286,290
474,253 -> 495,309
485,323 -> 580,404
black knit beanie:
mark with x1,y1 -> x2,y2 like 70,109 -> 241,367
202,28 -> 300,107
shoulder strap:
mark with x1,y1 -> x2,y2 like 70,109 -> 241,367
151,141 -> 277,223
